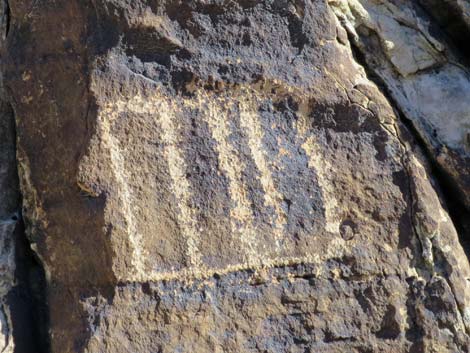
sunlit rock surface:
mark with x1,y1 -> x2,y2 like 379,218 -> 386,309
1,0 -> 469,352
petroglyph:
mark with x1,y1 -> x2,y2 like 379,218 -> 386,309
301,135 -> 341,234
153,100 -> 203,269
94,105 -> 147,278
129,236 -> 349,283
238,95 -> 287,253
200,95 -> 261,266
101,95 -> 204,274
296,114 -> 341,235
81,85 -> 351,282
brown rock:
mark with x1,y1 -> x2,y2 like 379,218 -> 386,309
0,0 -> 469,352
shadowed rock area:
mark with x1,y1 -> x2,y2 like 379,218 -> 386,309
0,0 -> 469,352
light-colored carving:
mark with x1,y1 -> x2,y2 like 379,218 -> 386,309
201,95 -> 261,265
238,95 -> 287,252
104,95 -> 204,272
96,105 -> 147,278
82,85 -> 353,282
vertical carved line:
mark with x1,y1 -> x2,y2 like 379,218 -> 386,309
238,99 -> 287,253
300,131 -> 341,235
113,95 -> 205,271
98,106 -> 146,277
153,99 -> 203,269
201,96 -> 261,265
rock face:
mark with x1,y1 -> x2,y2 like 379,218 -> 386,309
0,87 -> 18,353
0,1 -> 47,351
330,0 -> 470,209
0,0 -> 469,352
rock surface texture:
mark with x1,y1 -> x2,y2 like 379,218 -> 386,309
0,0 -> 469,352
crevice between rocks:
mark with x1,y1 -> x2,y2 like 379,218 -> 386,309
415,0 -> 470,63
5,102 -> 50,353
7,218 -> 50,353
342,24 -> 470,339
346,35 -> 470,259
0,0 -> 50,349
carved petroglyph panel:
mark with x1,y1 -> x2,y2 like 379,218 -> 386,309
79,81 -> 400,282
